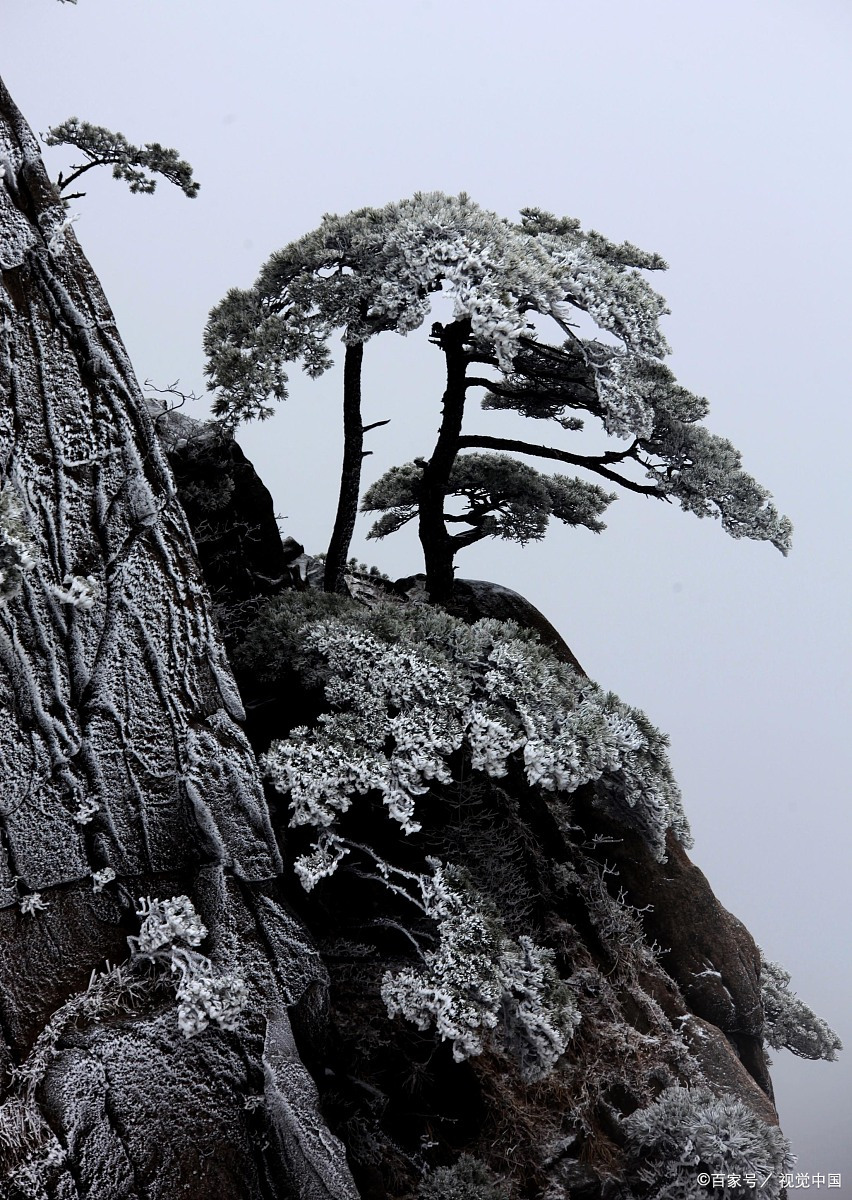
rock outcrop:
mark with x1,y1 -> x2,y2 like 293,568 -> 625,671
157,414 -> 802,1199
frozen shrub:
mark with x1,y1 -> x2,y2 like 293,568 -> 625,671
260,594 -> 688,873
381,860 -> 579,1078
760,955 -> 842,1061
418,1153 -> 511,1200
130,895 -> 247,1037
622,1085 -> 794,1199
174,967 -> 248,1038
131,894 -> 208,953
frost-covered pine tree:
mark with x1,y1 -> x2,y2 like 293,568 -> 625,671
0,73 -> 355,1200
206,192 -> 791,603
43,118 -> 199,200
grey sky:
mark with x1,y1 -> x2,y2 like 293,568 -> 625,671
5,0 -> 851,1179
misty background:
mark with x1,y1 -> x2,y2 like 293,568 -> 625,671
5,0 -> 850,1180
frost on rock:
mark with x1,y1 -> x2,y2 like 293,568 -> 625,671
0,73 -> 281,896
0,76 -> 358,1200
760,954 -> 842,1061
0,486 -> 35,603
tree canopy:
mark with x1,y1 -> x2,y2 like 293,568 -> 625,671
206,192 -> 791,601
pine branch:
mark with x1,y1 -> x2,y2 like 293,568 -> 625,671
457,435 -> 666,498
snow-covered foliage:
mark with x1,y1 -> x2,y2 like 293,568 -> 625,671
19,892 -> 48,915
641,416 -> 792,551
43,118 -> 199,198
261,596 -> 688,868
253,594 -> 692,1077
205,191 -> 671,422
622,1085 -> 794,1199
129,895 -> 247,1037
50,571 -> 98,609
380,859 -> 579,1076
0,486 -> 35,603
363,453 -> 614,545
418,1154 -> 511,1200
760,954 -> 842,1061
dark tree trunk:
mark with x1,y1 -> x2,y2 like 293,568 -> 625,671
0,76 -> 356,1200
324,341 -> 363,593
419,320 -> 470,604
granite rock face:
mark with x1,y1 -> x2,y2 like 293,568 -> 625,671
0,76 -> 356,1200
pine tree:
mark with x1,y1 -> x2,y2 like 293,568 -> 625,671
206,194 -> 791,604
44,117 -> 199,199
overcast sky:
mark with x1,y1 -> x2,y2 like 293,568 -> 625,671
5,0 -> 850,1180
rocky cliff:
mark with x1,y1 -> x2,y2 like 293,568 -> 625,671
0,78 -> 356,1200
0,74 -> 839,1200
153,409 -> 839,1200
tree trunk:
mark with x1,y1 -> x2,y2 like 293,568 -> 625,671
0,76 -> 356,1200
323,341 -> 363,594
419,320 -> 470,604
